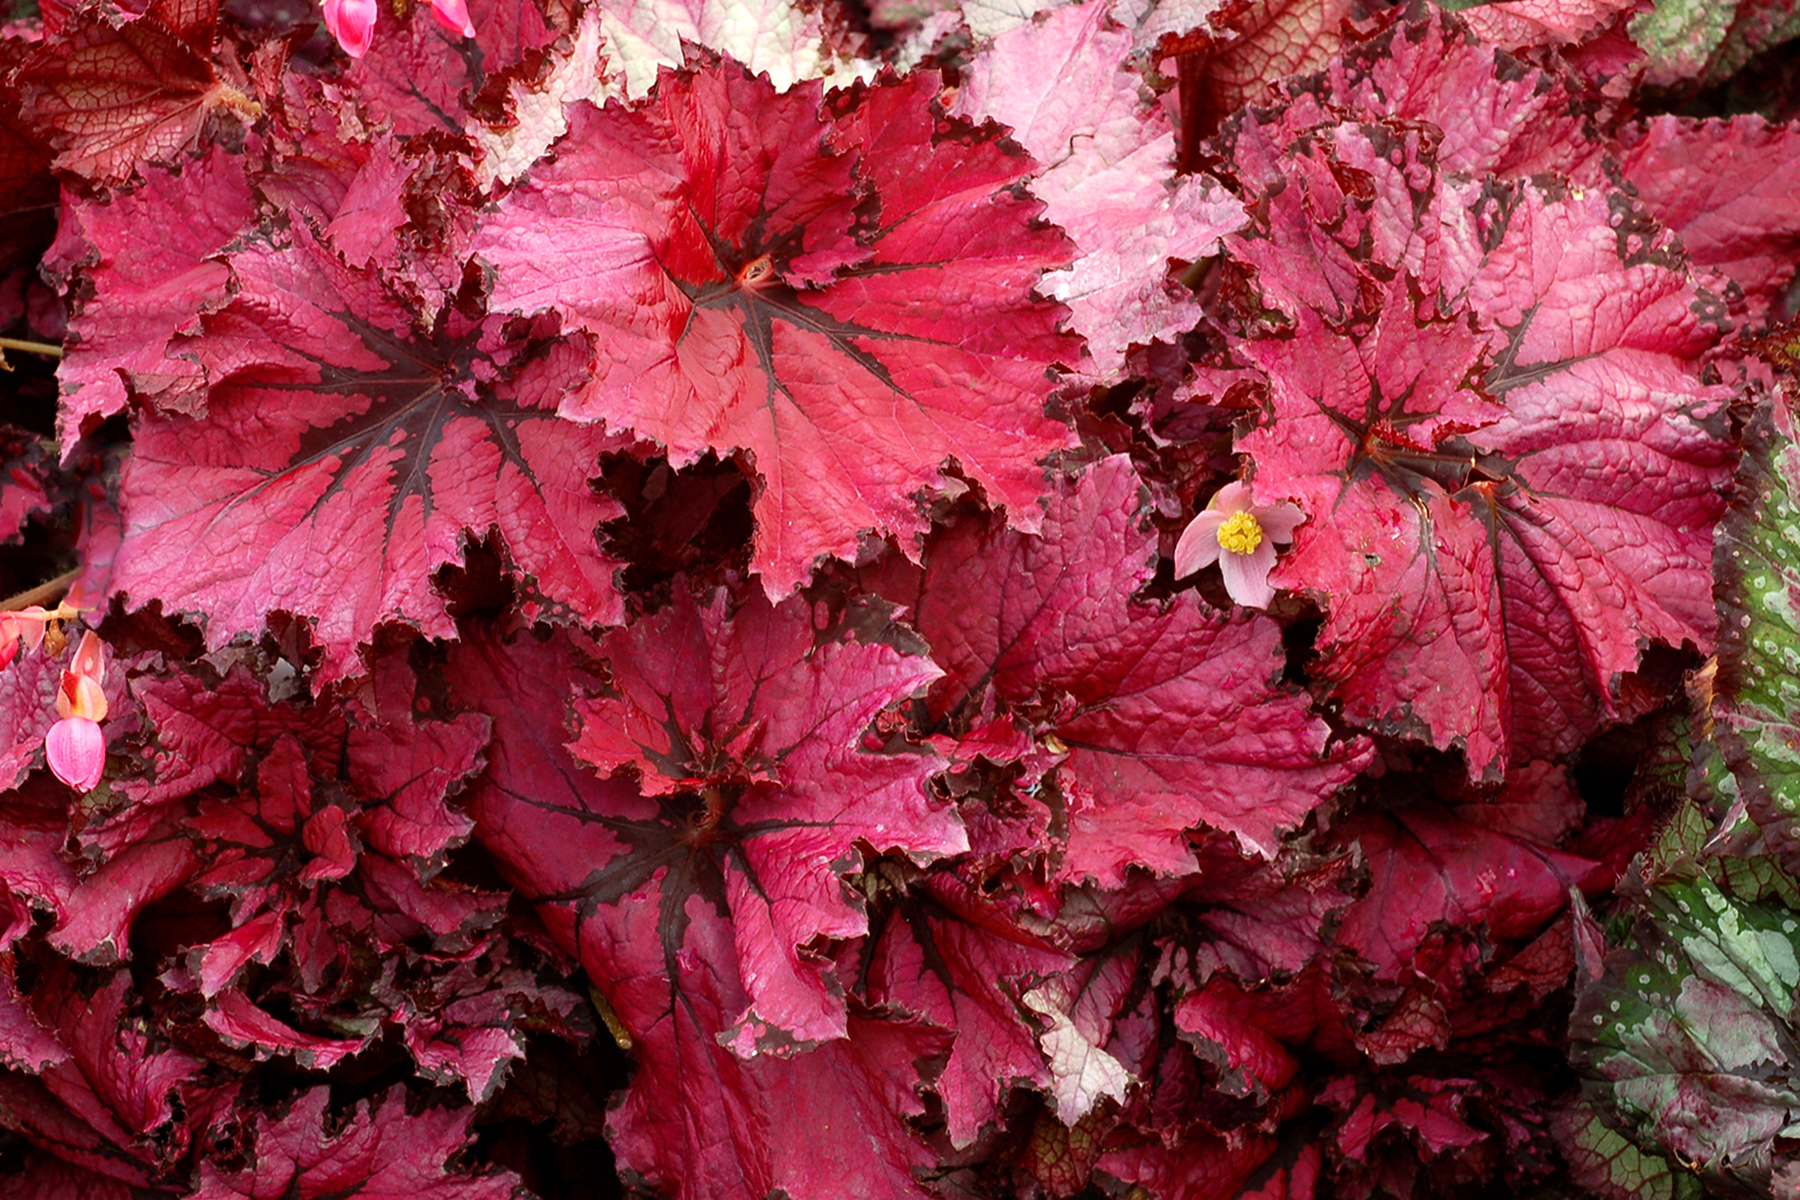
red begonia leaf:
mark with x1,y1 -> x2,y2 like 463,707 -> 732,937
1176,841 -> 1358,983
1240,182 -> 1732,777
0,36 -> 58,329
0,1151 -> 142,1200
0,635 -> 64,791
202,988 -> 371,1069
476,60 -> 1080,596
453,626 -> 952,1200
868,456 -> 1369,877
561,582 -> 961,1051
110,223 -> 628,684
48,143 -> 251,448
859,874 -> 1074,1146
952,0 -> 1245,378
0,427 -> 52,544
47,822 -> 201,963
1615,115 -> 1800,323
15,0 -> 259,186
192,1087 -> 521,1200
31,967 -> 213,1159
1330,802 -> 1608,991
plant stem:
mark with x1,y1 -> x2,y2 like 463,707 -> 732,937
0,337 -> 64,360
1,568 -> 81,612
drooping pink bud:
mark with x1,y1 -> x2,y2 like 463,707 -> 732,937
429,0 -> 474,38
46,716 -> 105,792
322,0 -> 378,57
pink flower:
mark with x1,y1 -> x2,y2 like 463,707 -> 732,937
429,0 -> 475,38
322,0 -> 377,57
46,716 -> 105,791
1172,481 -> 1304,609
45,630 -> 109,792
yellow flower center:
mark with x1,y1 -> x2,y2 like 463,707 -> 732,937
1216,511 -> 1263,556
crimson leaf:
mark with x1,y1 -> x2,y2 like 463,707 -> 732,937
475,58 -> 1080,596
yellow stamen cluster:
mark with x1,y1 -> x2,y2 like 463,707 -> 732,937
1216,511 -> 1264,556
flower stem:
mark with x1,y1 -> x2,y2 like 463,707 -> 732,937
1,568 -> 81,612
0,337 -> 64,361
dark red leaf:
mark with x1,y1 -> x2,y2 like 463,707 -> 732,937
16,0 -> 260,185
192,1087 -> 521,1199
867,456 -> 1369,878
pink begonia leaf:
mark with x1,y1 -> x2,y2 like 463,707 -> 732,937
1240,183 -> 1732,777
193,1087 -> 522,1200
110,222 -> 628,685
1313,13 -> 1608,182
953,0 -> 1245,378
868,456 -> 1369,878
589,0 -> 871,98
14,0 -> 257,186
562,583 -> 961,1052
1330,803 -> 1608,990
453,627 -> 951,1200
1615,115 -> 1800,322
476,61 -> 1080,596
859,874 -> 1074,1146
1457,0 -> 1637,48
342,0 -> 560,139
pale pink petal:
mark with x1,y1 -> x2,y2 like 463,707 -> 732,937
1218,539 -> 1279,609
1173,510 -> 1226,576
1209,480 -> 1254,514
46,717 -> 106,792
429,0 -> 475,38
1255,500 -> 1306,543
322,0 -> 377,58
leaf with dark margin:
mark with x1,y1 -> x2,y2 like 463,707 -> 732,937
866,455 -> 1369,877
560,582 -> 960,1052
111,223 -> 627,685
191,1087 -> 522,1200
476,59 -> 1080,596
858,873 -> 1073,1147
1244,183 -> 1732,778
452,627 -> 952,1200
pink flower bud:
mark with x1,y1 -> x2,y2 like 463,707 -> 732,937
429,0 -> 475,38
322,0 -> 377,57
46,716 -> 105,792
